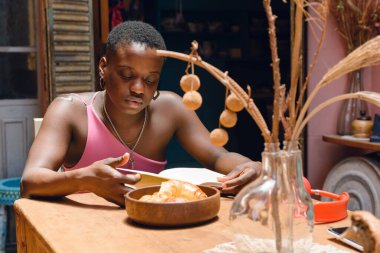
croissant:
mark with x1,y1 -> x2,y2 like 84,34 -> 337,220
342,211 -> 380,253
139,180 -> 207,203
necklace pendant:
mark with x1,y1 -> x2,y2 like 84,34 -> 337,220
129,155 -> 135,170
103,101 -> 147,172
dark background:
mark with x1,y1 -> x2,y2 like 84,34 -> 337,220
107,0 -> 291,167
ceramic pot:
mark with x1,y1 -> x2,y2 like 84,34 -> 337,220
351,113 -> 373,138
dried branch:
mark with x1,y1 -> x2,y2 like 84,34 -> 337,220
295,0 -> 330,117
205,63 -> 271,142
294,91 -> 380,139
158,0 -> 380,148
263,0 -> 282,143
330,0 -> 380,52
156,49 -> 271,142
292,36 -> 380,140
279,85 -> 292,140
288,0 -> 305,127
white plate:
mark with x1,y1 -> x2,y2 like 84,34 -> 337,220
117,167 -> 224,188
159,167 -> 224,187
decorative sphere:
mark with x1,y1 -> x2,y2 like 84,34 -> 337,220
226,93 -> 244,112
183,91 -> 202,110
220,109 -> 238,128
180,74 -> 201,92
210,128 -> 229,147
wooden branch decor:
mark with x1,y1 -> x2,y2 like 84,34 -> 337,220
156,2 -> 380,251
156,47 -> 271,143
156,0 -> 380,147
295,91 -> 380,139
292,36 -> 380,141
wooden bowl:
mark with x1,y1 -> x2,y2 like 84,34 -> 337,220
125,185 -> 220,227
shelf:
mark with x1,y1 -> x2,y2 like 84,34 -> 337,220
323,134 -> 380,152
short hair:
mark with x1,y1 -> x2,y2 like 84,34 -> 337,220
106,21 -> 166,54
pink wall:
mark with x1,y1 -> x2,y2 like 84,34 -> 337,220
306,16 -> 380,189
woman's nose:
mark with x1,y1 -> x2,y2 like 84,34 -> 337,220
129,79 -> 144,94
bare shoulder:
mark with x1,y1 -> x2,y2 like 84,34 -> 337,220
149,90 -> 202,131
155,91 -> 182,103
44,92 -> 94,123
151,91 -> 187,113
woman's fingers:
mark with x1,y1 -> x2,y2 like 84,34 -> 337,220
221,168 -> 257,188
219,185 -> 243,195
114,173 -> 141,184
218,163 -> 261,194
217,169 -> 242,182
218,162 -> 261,182
103,153 -> 130,168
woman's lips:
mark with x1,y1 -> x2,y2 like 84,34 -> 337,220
125,97 -> 143,108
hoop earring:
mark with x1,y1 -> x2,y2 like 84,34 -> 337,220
99,77 -> 105,90
153,90 -> 160,100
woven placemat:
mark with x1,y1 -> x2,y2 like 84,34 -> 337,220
204,237 -> 350,253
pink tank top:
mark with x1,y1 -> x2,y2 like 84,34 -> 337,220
64,92 -> 167,174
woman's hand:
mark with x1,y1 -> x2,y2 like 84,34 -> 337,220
217,161 -> 262,195
79,153 -> 141,207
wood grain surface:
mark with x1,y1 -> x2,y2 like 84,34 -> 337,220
14,193 -> 358,253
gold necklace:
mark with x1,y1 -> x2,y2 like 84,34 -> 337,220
103,102 -> 148,170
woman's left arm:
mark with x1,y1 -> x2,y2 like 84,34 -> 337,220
165,92 -> 262,193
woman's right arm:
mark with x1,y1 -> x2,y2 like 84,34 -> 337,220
21,96 -> 140,206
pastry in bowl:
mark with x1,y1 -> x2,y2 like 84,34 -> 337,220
139,179 -> 207,203
125,181 -> 220,227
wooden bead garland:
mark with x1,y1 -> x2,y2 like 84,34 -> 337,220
220,109 -> 237,128
179,42 -> 246,147
180,74 -> 201,92
226,93 -> 244,112
210,128 -> 229,147
183,90 -> 202,110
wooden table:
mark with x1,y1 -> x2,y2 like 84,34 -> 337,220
14,193 -> 358,253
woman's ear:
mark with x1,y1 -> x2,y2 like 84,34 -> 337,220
99,57 -> 107,78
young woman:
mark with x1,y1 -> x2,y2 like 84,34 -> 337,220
21,21 -> 261,207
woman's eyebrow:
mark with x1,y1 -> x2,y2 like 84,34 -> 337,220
148,71 -> 161,74
117,64 -> 132,69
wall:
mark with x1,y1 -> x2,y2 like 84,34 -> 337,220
307,16 -> 380,189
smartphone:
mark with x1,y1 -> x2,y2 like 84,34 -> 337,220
327,227 -> 364,251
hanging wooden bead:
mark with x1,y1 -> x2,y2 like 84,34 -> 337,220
180,74 -> 201,92
226,92 -> 244,112
210,128 -> 229,147
183,91 -> 202,110
220,109 -> 237,128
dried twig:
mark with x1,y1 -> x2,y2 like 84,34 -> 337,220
295,0 -> 330,118
155,49 -> 272,142
330,0 -> 380,52
294,91 -> 380,138
292,36 -> 380,140
263,0 -> 282,143
159,0 -> 380,148
279,85 -> 292,140
288,0 -> 305,127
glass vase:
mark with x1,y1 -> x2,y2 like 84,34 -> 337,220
337,69 -> 369,135
229,142 -> 314,253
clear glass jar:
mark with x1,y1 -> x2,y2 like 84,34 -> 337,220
229,142 -> 314,253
